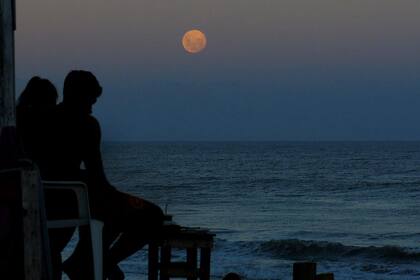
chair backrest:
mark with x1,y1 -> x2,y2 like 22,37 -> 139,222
43,181 -> 91,228
42,180 -> 104,280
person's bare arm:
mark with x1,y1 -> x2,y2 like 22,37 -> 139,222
83,116 -> 115,192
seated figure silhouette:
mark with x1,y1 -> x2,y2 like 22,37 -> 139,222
50,70 -> 164,279
16,77 -> 77,280
17,76 -> 57,162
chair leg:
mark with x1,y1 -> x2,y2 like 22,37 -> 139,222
90,220 -> 104,280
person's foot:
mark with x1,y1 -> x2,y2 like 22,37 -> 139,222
62,258 -> 92,280
105,264 -> 125,280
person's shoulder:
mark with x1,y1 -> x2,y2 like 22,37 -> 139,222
54,103 -> 68,119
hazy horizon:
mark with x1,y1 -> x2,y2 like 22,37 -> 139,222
16,0 -> 420,141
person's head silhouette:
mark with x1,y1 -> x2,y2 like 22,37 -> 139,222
18,76 -> 58,109
16,76 -> 58,159
63,70 -> 102,115
223,272 -> 241,280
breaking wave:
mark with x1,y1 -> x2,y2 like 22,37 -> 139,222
258,239 -> 420,263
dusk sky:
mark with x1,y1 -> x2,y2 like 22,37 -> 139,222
16,0 -> 420,141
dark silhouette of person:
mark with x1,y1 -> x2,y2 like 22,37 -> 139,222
49,70 -> 164,279
223,273 -> 242,280
17,76 -> 57,162
16,76 -> 77,280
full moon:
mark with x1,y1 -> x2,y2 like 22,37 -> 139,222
182,29 -> 207,54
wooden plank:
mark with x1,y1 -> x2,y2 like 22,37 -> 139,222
163,239 -> 213,249
159,227 -> 214,248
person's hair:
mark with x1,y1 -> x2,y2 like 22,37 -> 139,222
63,70 -> 102,104
223,273 -> 241,280
18,76 -> 58,108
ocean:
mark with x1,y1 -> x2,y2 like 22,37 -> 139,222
67,142 -> 420,279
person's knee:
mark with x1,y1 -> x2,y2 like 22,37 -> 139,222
150,203 -> 164,220
132,197 -> 164,221
142,204 -> 165,227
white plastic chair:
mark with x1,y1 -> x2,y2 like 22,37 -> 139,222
43,181 -> 103,280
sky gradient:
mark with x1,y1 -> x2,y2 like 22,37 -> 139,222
16,0 -> 420,141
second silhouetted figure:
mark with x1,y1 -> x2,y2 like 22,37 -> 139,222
49,70 -> 164,279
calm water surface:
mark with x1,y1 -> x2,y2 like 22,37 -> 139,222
66,142 -> 420,280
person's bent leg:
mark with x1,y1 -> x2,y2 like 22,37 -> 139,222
45,189 -> 77,279
49,228 -> 75,280
62,225 -> 94,279
105,193 -> 164,271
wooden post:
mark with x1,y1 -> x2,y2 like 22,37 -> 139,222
0,0 -> 16,129
186,248 -> 197,280
148,243 -> 159,280
21,165 -> 44,280
1,2 -> 51,279
293,262 -> 317,280
0,0 -> 19,165
199,248 -> 211,280
160,245 -> 171,280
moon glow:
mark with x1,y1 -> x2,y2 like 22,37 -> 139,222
182,29 -> 207,54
